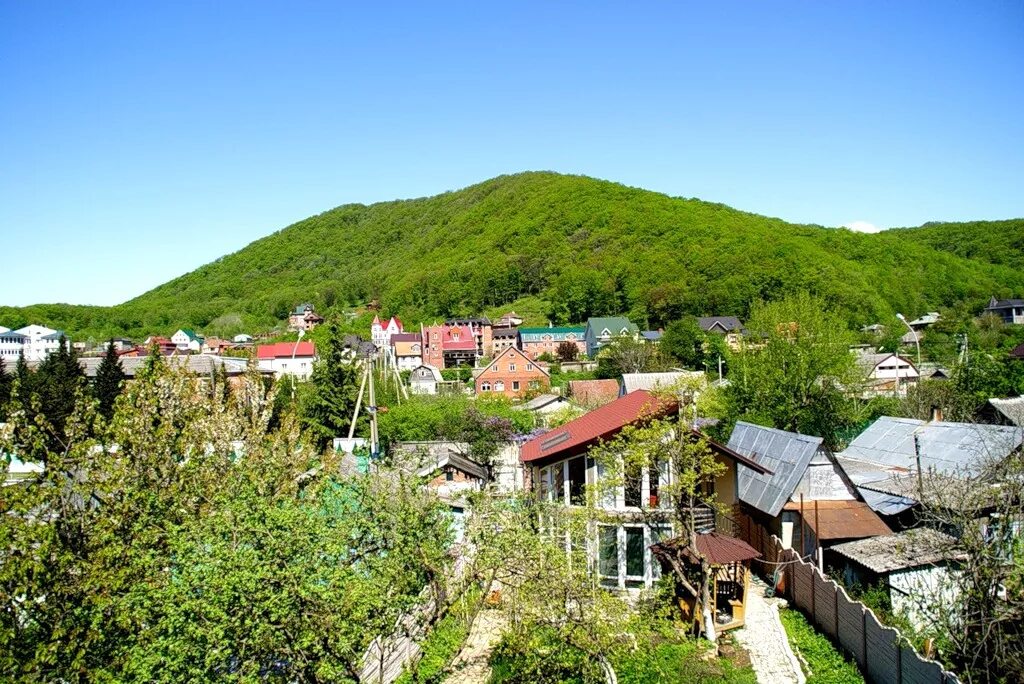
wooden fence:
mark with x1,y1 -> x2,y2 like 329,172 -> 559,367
768,536 -> 960,684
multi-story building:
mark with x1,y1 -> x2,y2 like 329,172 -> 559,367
171,329 -> 204,352
474,347 -> 550,398
288,304 -> 325,332
583,317 -> 639,358
984,297 -> 1024,325
519,326 -> 585,360
491,327 -> 519,356
14,325 -> 67,362
390,332 -> 423,371
0,328 -> 27,362
256,341 -> 317,380
371,315 -> 404,348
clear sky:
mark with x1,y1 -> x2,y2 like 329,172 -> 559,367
1,1 -> 1022,307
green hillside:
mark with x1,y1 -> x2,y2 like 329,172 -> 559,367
3,172 -> 1023,340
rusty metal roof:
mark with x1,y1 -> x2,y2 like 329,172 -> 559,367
782,499 -> 892,540
652,532 -> 761,566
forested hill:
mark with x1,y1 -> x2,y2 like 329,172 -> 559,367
3,172 -> 1023,340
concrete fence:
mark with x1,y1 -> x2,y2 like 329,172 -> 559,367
770,536 -> 960,684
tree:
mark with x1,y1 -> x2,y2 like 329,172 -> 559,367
300,321 -> 361,451
595,336 -> 665,379
556,340 -> 579,363
93,340 -> 126,419
660,317 -> 706,369
0,356 -> 455,682
0,361 -> 11,421
727,293 -> 860,449
28,336 -> 85,453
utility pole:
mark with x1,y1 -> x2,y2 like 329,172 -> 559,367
368,354 -> 378,459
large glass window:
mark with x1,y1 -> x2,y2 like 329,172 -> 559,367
567,457 -> 586,505
598,526 -> 618,580
625,527 -> 645,579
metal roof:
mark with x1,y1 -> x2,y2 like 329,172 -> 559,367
988,397 -> 1024,427
781,500 -> 891,540
728,421 -> 824,517
838,416 -> 1023,477
651,532 -> 761,566
697,316 -> 744,333
77,354 -> 253,378
621,371 -> 705,394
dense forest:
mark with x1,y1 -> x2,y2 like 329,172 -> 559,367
2,172 -> 1022,340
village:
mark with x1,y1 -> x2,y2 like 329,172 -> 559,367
2,295 -> 1022,684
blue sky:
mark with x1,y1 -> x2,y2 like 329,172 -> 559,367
1,1 -> 1022,307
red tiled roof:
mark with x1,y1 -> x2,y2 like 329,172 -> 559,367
521,390 -> 676,463
443,325 -> 477,351
391,333 -> 421,343
567,379 -> 621,407
782,499 -> 892,541
257,341 -> 316,359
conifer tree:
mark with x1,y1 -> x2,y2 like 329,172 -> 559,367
33,335 -> 85,450
300,321 -> 360,450
93,340 -> 126,419
0,359 -> 11,421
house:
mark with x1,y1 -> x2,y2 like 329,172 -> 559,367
519,390 -> 770,590
103,338 -> 135,352
256,341 -> 317,380
370,315 -> 404,349
409,364 -> 444,395
727,422 -> 891,564
983,296 -> 1024,325
641,330 -> 663,343
391,441 -> 488,498
855,352 -> 920,395
232,334 -> 254,345
495,311 -> 524,328
419,320 -> 492,368
584,317 -> 639,358
289,304 -> 325,332
390,332 -> 423,371
445,317 -> 493,358
697,316 -> 745,351
475,347 -> 550,398
835,416 -> 1024,519
907,312 -> 941,330
440,324 -> 479,367
515,393 -> 571,422
519,325 -> 586,360
620,371 -> 706,396
982,397 -> 1024,427
14,325 -> 67,361
0,329 -> 27,362
861,323 -> 886,335
201,337 -> 233,355
171,329 -> 204,353
828,528 -> 960,629
491,327 -> 519,356
143,336 -> 178,355
566,379 -> 621,408
78,354 -> 261,383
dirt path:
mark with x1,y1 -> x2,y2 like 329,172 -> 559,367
444,608 -> 508,684
733,576 -> 805,684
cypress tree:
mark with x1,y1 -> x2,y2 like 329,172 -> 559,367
0,359 -> 11,421
34,336 -> 85,450
94,340 -> 126,419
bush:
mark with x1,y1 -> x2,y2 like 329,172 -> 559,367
396,586 -> 483,684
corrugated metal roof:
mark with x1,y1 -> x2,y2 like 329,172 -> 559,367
621,371 -> 705,394
651,532 -> 761,565
988,397 -> 1024,426
77,354 -> 254,378
728,422 -> 824,517
838,417 -> 1023,477
782,500 -> 892,540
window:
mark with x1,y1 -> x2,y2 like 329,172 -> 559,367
495,381 -> 505,391
445,470 -> 454,481
512,381 -> 520,391
481,382 -> 491,391
509,364 -> 516,372
625,527 -> 645,585
598,526 -> 618,586
526,363 -> 534,371
624,461 -> 643,508
567,456 -> 586,505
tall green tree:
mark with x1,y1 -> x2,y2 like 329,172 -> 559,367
0,361 -> 11,421
727,293 -> 859,448
30,336 -> 85,452
93,340 -> 126,419
300,322 -> 361,450
660,317 -> 706,369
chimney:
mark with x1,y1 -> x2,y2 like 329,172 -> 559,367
931,406 -> 943,423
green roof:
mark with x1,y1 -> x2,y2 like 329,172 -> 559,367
586,317 -> 638,333
519,326 -> 586,335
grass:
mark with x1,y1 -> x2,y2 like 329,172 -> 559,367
779,608 -> 864,684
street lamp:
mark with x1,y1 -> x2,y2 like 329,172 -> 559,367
291,329 -> 305,402
895,313 -> 920,367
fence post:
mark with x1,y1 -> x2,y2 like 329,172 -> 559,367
861,607 -> 868,680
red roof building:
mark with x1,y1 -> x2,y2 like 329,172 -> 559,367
257,341 -> 316,359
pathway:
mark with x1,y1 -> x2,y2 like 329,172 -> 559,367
733,576 -> 806,684
444,608 -> 508,684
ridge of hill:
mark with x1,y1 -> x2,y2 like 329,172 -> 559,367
2,172 -> 1022,340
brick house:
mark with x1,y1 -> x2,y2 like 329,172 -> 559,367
519,326 -> 586,360
289,304 -> 325,332
475,347 -> 550,398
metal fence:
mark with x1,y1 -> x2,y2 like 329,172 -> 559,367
769,536 -> 960,684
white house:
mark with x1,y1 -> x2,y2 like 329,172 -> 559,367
0,329 -> 27,362
256,341 -> 317,380
409,364 -> 443,395
171,329 -> 204,352
232,334 -> 254,344
371,315 -> 404,349
15,325 -> 67,362
856,352 -> 919,395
